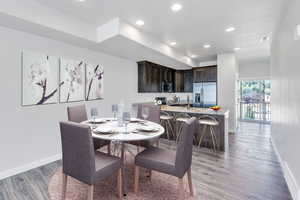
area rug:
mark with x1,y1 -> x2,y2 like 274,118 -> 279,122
48,153 -> 197,200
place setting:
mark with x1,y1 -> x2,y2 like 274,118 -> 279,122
86,104 -> 162,138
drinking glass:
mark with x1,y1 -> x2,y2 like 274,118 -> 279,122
90,107 -> 98,129
141,107 -> 149,121
131,104 -> 138,119
122,112 -> 131,134
112,104 -> 118,120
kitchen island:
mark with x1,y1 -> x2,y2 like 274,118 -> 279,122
160,105 -> 229,152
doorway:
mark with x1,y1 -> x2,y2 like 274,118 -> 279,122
238,80 -> 271,123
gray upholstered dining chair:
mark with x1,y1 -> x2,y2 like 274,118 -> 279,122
133,117 -> 197,199
129,104 -> 161,150
59,121 -> 123,200
67,105 -> 111,153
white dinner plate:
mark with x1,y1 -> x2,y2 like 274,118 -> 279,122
93,127 -> 114,134
130,118 -> 144,123
137,125 -> 159,132
88,119 -> 107,124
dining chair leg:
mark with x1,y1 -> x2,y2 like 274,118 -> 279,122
62,173 -> 67,200
178,178 -> 184,200
117,169 -> 122,199
187,168 -> 195,196
87,184 -> 94,200
134,166 -> 140,194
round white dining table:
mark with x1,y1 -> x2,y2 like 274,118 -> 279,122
82,117 -> 165,196
83,117 -> 165,142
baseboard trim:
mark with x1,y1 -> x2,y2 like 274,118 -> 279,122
271,136 -> 299,200
0,154 -> 62,180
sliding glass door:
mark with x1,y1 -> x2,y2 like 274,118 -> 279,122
239,80 -> 271,123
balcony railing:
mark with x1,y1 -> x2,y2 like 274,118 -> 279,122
239,102 -> 271,123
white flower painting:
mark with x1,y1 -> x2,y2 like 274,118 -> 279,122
60,58 -> 85,103
85,63 -> 104,101
22,51 -> 60,106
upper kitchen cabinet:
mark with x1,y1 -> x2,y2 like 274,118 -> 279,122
175,71 -> 184,92
193,66 -> 217,82
160,67 -> 175,93
138,61 -> 175,93
138,60 -> 193,93
175,70 -> 193,92
138,61 -> 162,93
184,70 -> 193,92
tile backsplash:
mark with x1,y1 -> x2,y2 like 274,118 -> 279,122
132,92 -> 193,103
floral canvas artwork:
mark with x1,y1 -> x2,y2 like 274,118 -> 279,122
22,51 -> 60,106
85,63 -> 104,101
59,58 -> 85,103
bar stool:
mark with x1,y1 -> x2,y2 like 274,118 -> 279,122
197,115 -> 219,152
175,113 -> 192,143
160,111 -> 175,140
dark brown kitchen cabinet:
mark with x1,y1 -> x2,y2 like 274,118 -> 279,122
184,70 -> 193,92
138,61 -> 161,93
206,66 -> 217,82
193,66 -> 217,82
138,60 -> 196,93
138,61 -> 175,93
160,67 -> 174,84
175,70 -> 193,93
175,71 -> 184,92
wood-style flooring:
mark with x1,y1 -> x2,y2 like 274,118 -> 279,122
0,122 -> 292,200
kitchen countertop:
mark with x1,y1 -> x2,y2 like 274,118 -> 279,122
160,105 -> 230,117
134,102 -> 230,152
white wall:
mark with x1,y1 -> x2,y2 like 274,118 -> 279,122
217,53 -> 238,132
271,0 -> 300,199
0,25 -> 191,179
239,58 -> 270,80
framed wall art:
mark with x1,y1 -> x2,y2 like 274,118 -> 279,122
22,51 -> 59,106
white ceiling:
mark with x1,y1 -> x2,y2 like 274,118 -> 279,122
34,0 -> 284,63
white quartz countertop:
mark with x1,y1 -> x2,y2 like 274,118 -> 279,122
160,105 -> 230,117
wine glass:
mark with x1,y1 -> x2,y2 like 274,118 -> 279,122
112,104 -> 118,120
122,112 -> 131,134
141,106 -> 149,121
90,107 -> 98,129
131,104 -> 138,119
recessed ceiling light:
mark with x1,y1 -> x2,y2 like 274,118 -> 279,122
135,20 -> 145,26
260,35 -> 270,42
190,55 -> 197,58
76,0 -> 86,2
226,27 -> 236,32
203,44 -> 211,49
171,3 -> 183,12
170,42 -> 177,46
234,47 -> 241,51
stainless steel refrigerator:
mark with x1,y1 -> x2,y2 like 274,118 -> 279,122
193,82 -> 217,108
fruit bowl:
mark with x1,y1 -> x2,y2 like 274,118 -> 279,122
210,106 -> 221,111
